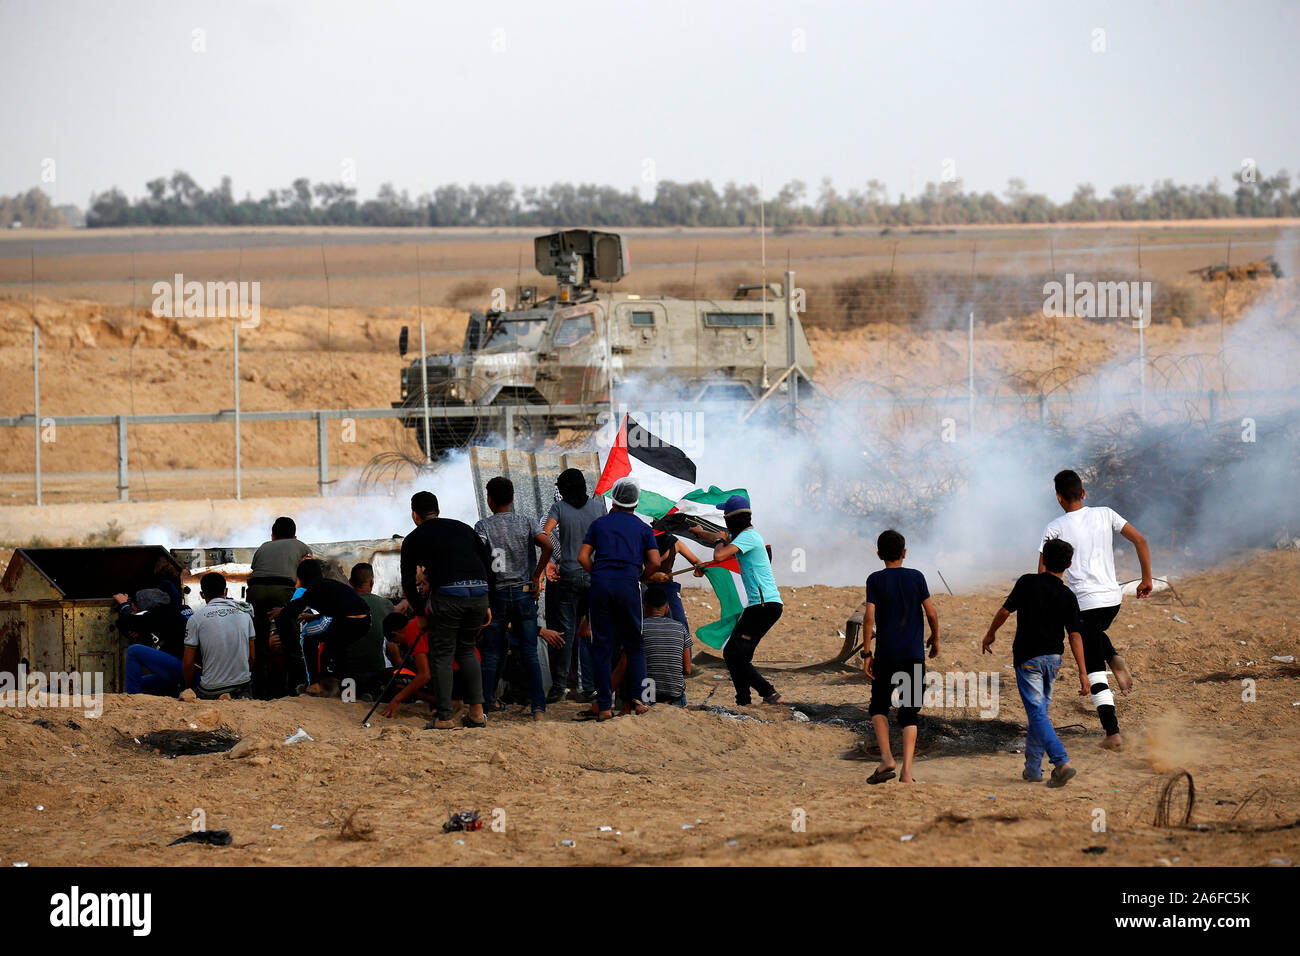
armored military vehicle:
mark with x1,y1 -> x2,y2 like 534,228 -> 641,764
395,229 -> 817,455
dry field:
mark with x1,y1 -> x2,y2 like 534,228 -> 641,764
0,222 -> 1297,507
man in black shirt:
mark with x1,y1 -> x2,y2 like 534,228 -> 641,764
982,538 -> 1087,788
399,492 -> 496,729
270,558 -> 371,696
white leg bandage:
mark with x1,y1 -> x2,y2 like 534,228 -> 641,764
1088,670 -> 1114,708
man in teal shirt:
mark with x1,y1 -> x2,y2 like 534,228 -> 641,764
695,495 -> 785,706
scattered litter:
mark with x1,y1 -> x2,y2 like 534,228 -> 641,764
35,805 -> 44,811
65,719 -> 81,730
559,840 -> 575,848
453,839 -> 465,846
1082,846 -> 1107,855
284,728 -> 314,745
1268,858 -> 1292,866
900,834 -> 914,842
1271,655 -> 1295,663
598,826 -> 613,832
1173,615 -> 1189,624
31,719 -> 52,729
681,824 -> 694,830
725,839 -> 739,847
712,674 -> 727,679
792,711 -> 810,723
270,824 -> 284,830
443,810 -> 482,833
168,829 -> 232,847
12,862 -> 28,867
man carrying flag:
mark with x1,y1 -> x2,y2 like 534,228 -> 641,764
693,495 -> 786,707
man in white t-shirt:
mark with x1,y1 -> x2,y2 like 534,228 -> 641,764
1039,470 -> 1153,750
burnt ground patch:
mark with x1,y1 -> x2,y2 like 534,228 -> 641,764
789,702 -> 1090,759
128,728 -> 241,757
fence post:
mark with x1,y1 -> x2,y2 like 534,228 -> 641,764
1038,393 -> 1047,425
967,311 -> 976,437
1208,389 -> 1218,423
33,326 -> 41,506
317,412 -> 329,496
116,416 -> 129,502
504,405 -> 514,449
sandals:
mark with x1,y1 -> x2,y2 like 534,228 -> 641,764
867,767 -> 897,785
761,693 -> 786,706
485,700 -> 508,713
572,709 -> 615,722
461,715 -> 487,729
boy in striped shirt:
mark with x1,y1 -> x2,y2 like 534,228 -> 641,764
642,586 -> 692,706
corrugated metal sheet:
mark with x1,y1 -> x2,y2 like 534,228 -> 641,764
467,447 -> 601,526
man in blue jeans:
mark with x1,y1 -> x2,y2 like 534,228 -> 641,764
537,468 -> 606,702
475,476 -> 553,719
576,478 -> 661,721
982,538 -> 1089,788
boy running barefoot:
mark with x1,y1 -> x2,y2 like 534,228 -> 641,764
863,530 -> 939,784
1040,470 -> 1153,750
983,538 -> 1089,788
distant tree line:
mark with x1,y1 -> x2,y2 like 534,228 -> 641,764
7,167 -> 1298,229
0,188 -> 83,228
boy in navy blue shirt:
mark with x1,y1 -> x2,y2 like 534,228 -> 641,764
863,530 -> 939,784
577,478 -> 661,721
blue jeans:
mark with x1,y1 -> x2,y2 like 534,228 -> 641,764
549,572 -> 594,693
1015,654 -> 1069,774
481,584 -> 546,712
125,644 -> 183,696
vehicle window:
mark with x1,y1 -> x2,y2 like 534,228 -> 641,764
630,311 -> 655,327
482,317 -> 548,352
554,315 -> 595,347
703,312 -> 773,328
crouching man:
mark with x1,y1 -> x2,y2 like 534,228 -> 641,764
183,572 -> 255,700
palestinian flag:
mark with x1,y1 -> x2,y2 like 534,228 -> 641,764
592,421 -> 749,649
593,414 -> 697,495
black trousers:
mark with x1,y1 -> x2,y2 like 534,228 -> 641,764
723,602 -> 783,705
1079,604 -> 1121,674
427,593 -> 488,720
247,581 -> 294,698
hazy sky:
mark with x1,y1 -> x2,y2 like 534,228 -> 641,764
3,0 -> 1298,208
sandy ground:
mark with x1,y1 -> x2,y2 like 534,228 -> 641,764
2,551 -> 1297,867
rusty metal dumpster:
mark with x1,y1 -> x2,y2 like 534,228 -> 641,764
0,546 -> 185,694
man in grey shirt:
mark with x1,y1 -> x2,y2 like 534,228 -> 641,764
475,476 -> 553,716
247,516 -> 311,697
536,468 -> 606,702
183,572 -> 255,699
